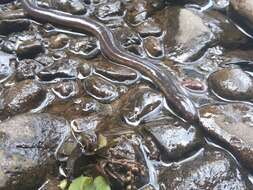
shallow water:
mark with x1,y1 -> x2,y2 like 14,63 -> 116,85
1,0 -> 253,190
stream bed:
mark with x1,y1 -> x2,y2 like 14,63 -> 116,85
1,0 -> 253,189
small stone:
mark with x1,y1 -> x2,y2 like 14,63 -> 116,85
94,61 -> 138,85
136,18 -> 162,37
143,36 -> 163,57
182,78 -> 206,91
16,40 -> 44,59
121,86 -> 163,126
0,80 -> 46,120
208,68 -> 253,101
96,1 -> 123,20
84,76 -> 119,103
230,0 -> 253,35
49,34 -> 69,49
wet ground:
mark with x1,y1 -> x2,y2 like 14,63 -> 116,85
1,0 -> 253,190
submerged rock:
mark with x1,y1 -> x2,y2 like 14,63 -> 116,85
84,76 -> 120,103
0,19 -> 30,35
230,0 -> 253,35
143,118 -> 203,161
16,40 -> 44,59
0,113 -> 69,190
164,8 -> 214,62
158,147 -> 253,189
121,86 -> 164,126
143,36 -> 163,58
208,68 -> 253,101
0,80 -> 46,120
200,103 -> 253,171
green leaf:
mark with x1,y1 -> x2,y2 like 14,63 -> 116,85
93,176 -> 111,190
68,176 -> 93,190
58,179 -> 68,190
68,175 -> 110,190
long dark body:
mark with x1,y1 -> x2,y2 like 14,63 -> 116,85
21,0 -> 198,123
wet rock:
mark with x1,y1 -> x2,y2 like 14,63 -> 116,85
0,80 -> 46,120
230,0 -> 253,35
50,0 -> 86,15
115,26 -> 143,56
143,36 -> 163,58
49,34 -> 69,49
208,68 -> 253,101
37,58 -> 91,81
15,59 -> 44,81
143,118 -> 203,161
16,40 -> 44,59
207,10 -> 250,48
51,81 -> 79,100
0,113 -> 69,190
68,37 -> 99,59
125,0 -> 149,24
200,103 -> 253,171
0,19 -> 30,35
158,147 -> 253,189
0,51 -> 15,83
182,78 -> 206,92
96,1 -> 123,21
84,76 -> 120,103
94,61 -> 138,85
0,9 -> 25,20
164,8 -> 214,62
121,86 -> 163,126
136,18 -> 162,37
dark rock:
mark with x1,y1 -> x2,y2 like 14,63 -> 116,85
229,0 -> 253,36
16,40 -> 44,59
136,18 -> 162,37
125,0 -> 149,24
0,80 -> 46,120
208,68 -> 253,101
143,36 -> 163,58
200,103 -> 253,171
121,86 -> 163,126
0,19 -> 30,35
51,81 -> 79,100
158,147 -> 253,189
84,76 -> 120,103
143,118 -> 203,161
0,113 -> 69,190
68,37 -> 99,60
94,61 -> 139,85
